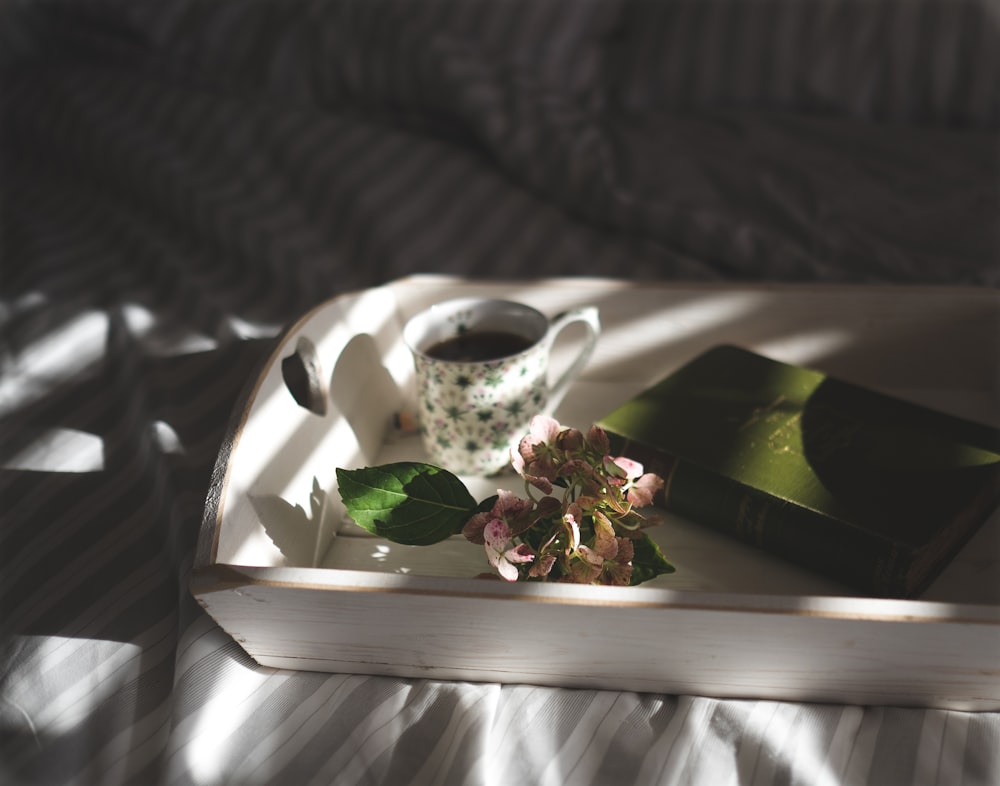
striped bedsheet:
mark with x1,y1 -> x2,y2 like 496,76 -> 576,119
2,1 -> 998,784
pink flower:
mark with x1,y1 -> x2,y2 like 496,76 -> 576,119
604,455 -> 643,482
511,415 -> 563,493
626,472 -> 664,508
601,455 -> 664,508
483,519 -> 534,581
615,456 -> 644,479
463,415 -> 669,585
494,488 -> 534,524
462,489 -> 536,544
510,453 -> 554,494
527,414 -> 562,445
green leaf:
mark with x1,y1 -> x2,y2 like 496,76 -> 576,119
473,494 -> 499,515
630,533 -> 675,585
336,462 -> 478,546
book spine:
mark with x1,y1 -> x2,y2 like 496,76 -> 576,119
620,440 -> 915,597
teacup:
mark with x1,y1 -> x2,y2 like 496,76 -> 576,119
403,297 -> 600,475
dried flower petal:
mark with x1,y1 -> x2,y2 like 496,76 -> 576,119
534,495 -> 562,518
592,511 -> 619,560
528,553 -> 557,578
516,421 -> 556,465
524,471 -> 555,496
612,455 -> 644,480
483,518 -> 534,581
556,427 -> 585,453
603,537 -> 635,585
462,511 -> 494,545
507,543 -> 535,564
483,518 -> 511,554
530,415 -> 562,444
616,537 -> 635,564
626,472 -> 664,508
601,559 -> 632,586
603,455 -> 626,479
509,445 -> 526,476
572,494 -> 602,513
563,503 -> 583,551
494,488 -> 534,519
557,458 -> 596,484
586,425 -> 610,456
577,545 -> 606,568
565,554 -> 602,583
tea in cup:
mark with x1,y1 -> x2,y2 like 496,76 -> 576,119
402,297 -> 600,475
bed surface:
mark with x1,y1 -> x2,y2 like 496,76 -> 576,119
2,1 -> 999,784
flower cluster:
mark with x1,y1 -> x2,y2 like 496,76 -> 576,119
461,416 -> 665,585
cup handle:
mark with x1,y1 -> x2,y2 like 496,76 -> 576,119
543,306 -> 601,416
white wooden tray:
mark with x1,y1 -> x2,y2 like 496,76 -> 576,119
191,275 -> 1000,709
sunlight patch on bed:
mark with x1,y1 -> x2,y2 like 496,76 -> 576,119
5,636 -> 141,736
0,310 -> 108,414
151,419 -> 185,455
121,302 -> 218,355
184,667 -> 286,785
226,313 -> 284,339
2,428 -> 105,472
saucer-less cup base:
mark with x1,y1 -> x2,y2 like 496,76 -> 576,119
403,298 -> 600,476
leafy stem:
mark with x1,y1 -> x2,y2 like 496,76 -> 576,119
337,416 -> 675,585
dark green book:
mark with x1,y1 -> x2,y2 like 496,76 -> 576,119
597,345 -> 1000,598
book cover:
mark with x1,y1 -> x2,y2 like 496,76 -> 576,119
597,345 -> 1000,598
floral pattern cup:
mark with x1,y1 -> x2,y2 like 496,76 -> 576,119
403,298 -> 600,476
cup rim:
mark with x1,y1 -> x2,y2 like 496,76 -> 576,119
403,297 -> 549,363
